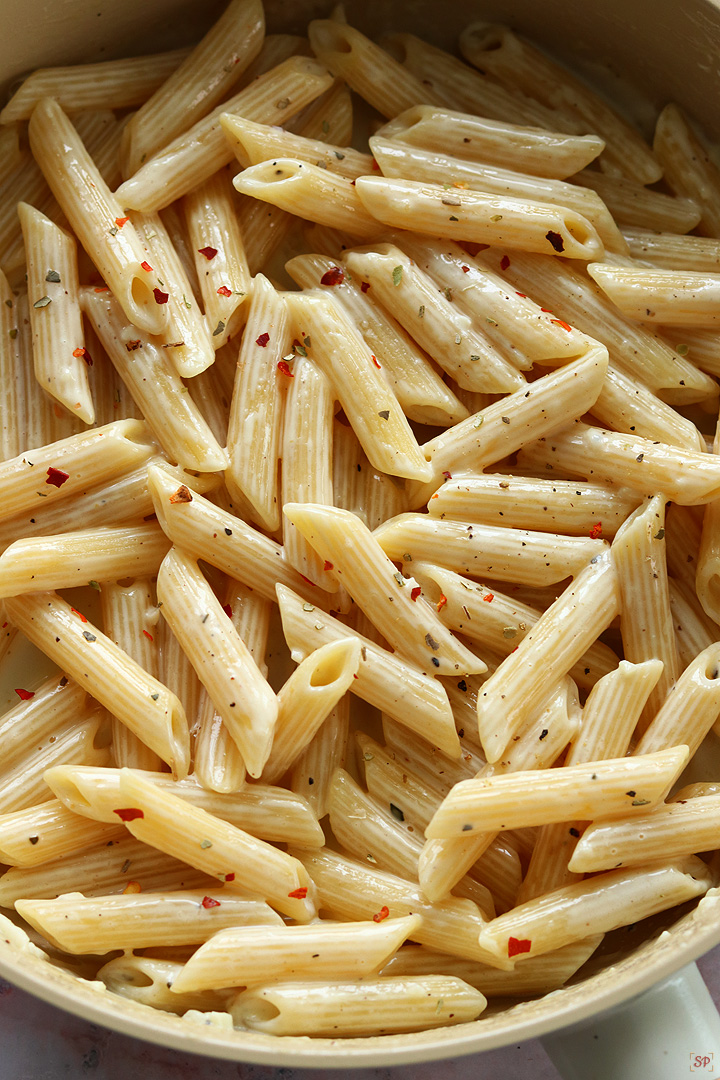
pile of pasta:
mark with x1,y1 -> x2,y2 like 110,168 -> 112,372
1,0 -> 720,1041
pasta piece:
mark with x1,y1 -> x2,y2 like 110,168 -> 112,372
374,514 -> 607,589
0,418 -> 157,523
284,292 -> 433,483
458,22 -> 661,184
261,638 -> 360,784
519,422 -> 720,504
0,524 -> 170,597
28,99 -> 168,335
376,105 -> 605,179
567,659 -> 664,764
157,546 -> 278,779
276,584 -> 460,759
0,673 -> 91,773
426,746 -> 688,838
46,766 -> 324,849
221,114 -> 372,179
427,475 -> 640,538
98,955 -> 227,1015
573,169 -> 701,234
354,176 -> 604,261
284,503 -> 485,677
114,769 -> 316,923
307,20 -> 445,118
476,859 -> 712,961
411,345 -> 609,506
120,0 -> 265,175
18,202 -> 93,424
611,496 -> 678,728
170,915 -> 420,992
115,57 -> 334,213
16,891 -> 282,954
343,246 -> 525,393
654,104 -> 720,237
101,578 -> 163,772
474,545 -> 617,759
0,801 -> 121,868
4,591 -> 190,779
183,169 -> 250,350
0,48 -> 192,122
234,158 -> 379,239
590,363 -> 705,453
192,579 -> 270,794
381,936 -> 604,998
623,228 -> 720,272
370,138 -> 626,253
0,835 -> 212,907
588,263 -> 720,327
635,643 -> 720,759
228,975 -> 486,1036
290,698 -> 349,820
225,274 -> 290,532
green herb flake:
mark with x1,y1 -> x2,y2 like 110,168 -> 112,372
378,409 -> 390,420
89,580 -> 100,591
4,299 -> 12,308
393,572 -> 405,587
9,328 -> 17,339
45,270 -> 61,283
448,215 -> 459,221
182,293 -> 192,310
150,692 -> 160,701
486,317 -> 498,326
33,296 -> 52,308
200,839 -> 213,849
418,304 -> 425,318
469,354 -> 480,362
676,343 -> 689,355
295,344 -> 307,357
322,120 -> 330,134
108,226 -> 119,236
503,626 -> 517,639
212,320 -> 225,337
392,265 -> 403,287
474,416 -> 484,428
402,552 -> 413,561
390,803 -> 405,822
491,214 -> 503,222
302,603 -> 315,612
654,528 -> 665,540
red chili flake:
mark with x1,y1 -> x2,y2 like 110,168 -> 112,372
256,332 -> 270,347
115,216 -> 129,228
224,872 -> 235,882
153,288 -> 169,305
142,629 -> 154,642
72,346 -> 93,366
141,260 -> 153,272
411,586 -> 422,601
201,895 -> 221,909
70,607 -> 88,622
126,339 -> 142,351
508,936 -> 532,957
216,284 -> 232,297
114,808 -> 145,822
1,622 -> 6,628
515,292 -> 527,299
277,360 -> 294,378
198,246 -> 218,260
46,466 -> 69,488
222,604 -> 233,619
590,522 -> 603,539
551,318 -> 573,332
288,886 -> 308,899
371,355 -> 381,369
324,561 -> 334,571
360,281 -> 371,293
500,255 -> 511,270
169,485 -> 193,504
372,905 -> 390,923
14,688 -> 35,701
482,592 -> 494,603
442,471 -> 452,480
546,230 -> 565,253
94,286 -> 110,293
299,574 -> 316,586
437,594 -> 447,612
122,881 -> 141,894
320,266 -> 344,286
461,265 -> 470,273
350,179 -> 356,186
371,159 -> 380,170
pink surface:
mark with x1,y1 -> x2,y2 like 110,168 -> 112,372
3,946 -> 720,1078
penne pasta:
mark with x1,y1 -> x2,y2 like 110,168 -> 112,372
654,103 -> 720,238
588,262 -> 720,327
120,0 -> 265,175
